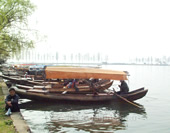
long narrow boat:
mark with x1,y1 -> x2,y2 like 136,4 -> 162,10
0,75 -> 44,86
1,74 -> 113,91
14,87 -> 148,102
16,80 -> 113,93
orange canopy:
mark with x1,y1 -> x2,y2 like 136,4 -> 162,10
45,67 -> 127,80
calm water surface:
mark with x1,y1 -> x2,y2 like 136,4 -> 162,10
19,65 -> 170,133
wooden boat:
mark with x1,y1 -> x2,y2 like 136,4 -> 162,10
16,80 -> 113,93
1,74 -> 113,92
1,70 -> 18,76
15,64 -> 33,75
0,64 -> 18,76
42,79 -> 113,90
0,75 -> 44,86
14,87 -> 148,102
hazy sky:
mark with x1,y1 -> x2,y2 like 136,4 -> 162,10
29,0 -> 170,61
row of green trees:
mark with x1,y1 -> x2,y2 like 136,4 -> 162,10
0,0 -> 35,64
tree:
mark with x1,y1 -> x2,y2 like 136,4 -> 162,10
0,0 -> 36,63
105,55 -> 108,62
97,53 -> 100,62
78,53 -> 81,63
70,53 -> 73,62
56,52 -> 58,61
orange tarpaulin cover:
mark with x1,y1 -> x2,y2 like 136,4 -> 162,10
45,67 -> 127,80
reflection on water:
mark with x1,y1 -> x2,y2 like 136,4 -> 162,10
20,100 -> 146,133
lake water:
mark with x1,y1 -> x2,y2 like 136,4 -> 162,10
19,65 -> 170,133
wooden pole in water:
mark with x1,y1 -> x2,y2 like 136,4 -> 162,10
113,88 -> 142,109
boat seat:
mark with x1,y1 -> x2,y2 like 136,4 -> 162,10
16,84 -> 33,90
78,86 -> 89,89
43,82 -> 59,84
86,93 -> 110,96
33,85 -> 51,89
27,89 -> 49,93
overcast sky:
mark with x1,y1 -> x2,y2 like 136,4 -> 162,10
29,0 -> 170,62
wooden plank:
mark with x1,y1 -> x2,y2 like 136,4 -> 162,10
27,89 -> 49,93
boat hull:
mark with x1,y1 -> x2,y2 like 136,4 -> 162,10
15,87 -> 148,102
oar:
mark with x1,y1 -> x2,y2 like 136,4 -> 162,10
113,88 -> 142,109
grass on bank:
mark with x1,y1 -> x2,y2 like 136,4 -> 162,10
0,84 -> 16,133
